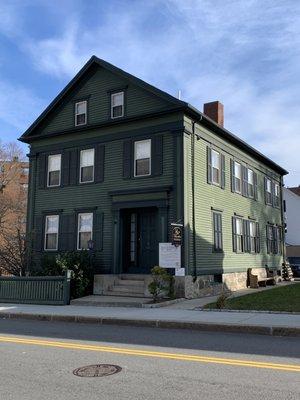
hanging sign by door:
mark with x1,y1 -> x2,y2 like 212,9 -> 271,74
171,223 -> 183,247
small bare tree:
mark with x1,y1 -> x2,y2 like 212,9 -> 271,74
0,141 -> 28,276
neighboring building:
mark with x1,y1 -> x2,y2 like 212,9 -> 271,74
0,159 -> 29,275
283,187 -> 300,266
19,56 -> 287,297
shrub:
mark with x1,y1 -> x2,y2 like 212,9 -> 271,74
148,266 -> 175,302
40,251 -> 94,299
215,288 -> 230,309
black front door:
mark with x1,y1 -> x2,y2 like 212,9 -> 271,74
123,208 -> 158,273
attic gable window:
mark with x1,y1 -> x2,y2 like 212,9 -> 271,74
75,101 -> 87,126
111,92 -> 124,119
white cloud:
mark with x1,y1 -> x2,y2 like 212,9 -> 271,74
2,0 -> 300,184
0,81 -> 46,132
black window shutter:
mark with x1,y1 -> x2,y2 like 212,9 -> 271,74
255,222 -> 260,253
220,154 -> 225,189
242,166 -> 248,197
253,172 -> 258,200
218,213 -> 223,250
61,214 -> 76,251
34,215 -> 44,251
271,181 -> 276,207
152,135 -> 163,176
243,219 -> 250,252
69,149 -> 79,185
230,159 -> 235,192
123,140 -> 132,179
273,226 -> 278,254
61,151 -> 70,187
266,225 -> 270,254
213,213 -> 217,250
232,217 -> 237,252
94,212 -> 104,251
207,147 -> 212,184
38,154 -> 47,189
264,177 -> 268,204
95,144 -> 105,183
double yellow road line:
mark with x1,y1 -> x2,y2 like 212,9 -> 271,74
0,336 -> 299,372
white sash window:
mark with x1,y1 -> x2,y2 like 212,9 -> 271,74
47,154 -> 61,187
77,213 -> 93,250
80,149 -> 94,183
44,215 -> 59,250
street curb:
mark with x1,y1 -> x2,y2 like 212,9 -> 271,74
1,312 -> 299,337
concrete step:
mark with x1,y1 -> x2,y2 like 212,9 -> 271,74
110,285 -> 144,294
71,295 -> 152,307
103,290 -> 149,298
119,274 -> 148,281
116,279 -> 144,287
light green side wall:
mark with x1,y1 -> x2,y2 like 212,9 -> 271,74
183,116 -> 284,276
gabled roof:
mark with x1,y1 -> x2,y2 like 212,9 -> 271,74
288,187 -> 300,197
19,55 -> 288,176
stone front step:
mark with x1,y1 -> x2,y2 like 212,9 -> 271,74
103,290 -> 148,298
116,279 -> 144,287
111,285 -> 144,294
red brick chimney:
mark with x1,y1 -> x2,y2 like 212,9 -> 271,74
203,101 -> 224,127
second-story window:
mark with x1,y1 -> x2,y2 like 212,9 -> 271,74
47,154 -> 61,187
111,92 -> 124,118
247,168 -> 254,198
77,213 -> 93,250
211,150 -> 220,185
134,139 -> 151,177
265,178 -> 272,205
234,161 -> 242,193
275,183 -> 280,208
80,149 -> 94,183
44,215 -> 59,251
75,101 -> 87,126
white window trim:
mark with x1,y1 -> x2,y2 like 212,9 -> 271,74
44,215 -> 59,251
75,100 -> 87,127
47,154 -> 61,188
247,168 -> 254,198
234,161 -> 242,194
211,149 -> 220,186
111,91 -> 124,119
79,149 -> 95,184
134,139 -> 151,177
77,213 -> 93,250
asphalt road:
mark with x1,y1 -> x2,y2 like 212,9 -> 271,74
0,319 -> 299,400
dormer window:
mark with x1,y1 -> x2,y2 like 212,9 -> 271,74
75,101 -> 87,126
111,92 -> 124,118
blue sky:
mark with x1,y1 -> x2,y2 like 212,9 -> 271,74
0,0 -> 299,185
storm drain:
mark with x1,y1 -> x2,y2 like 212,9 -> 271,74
73,364 -> 122,378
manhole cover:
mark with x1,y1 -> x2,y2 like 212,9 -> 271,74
73,364 -> 122,377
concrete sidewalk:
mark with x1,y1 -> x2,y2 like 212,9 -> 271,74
0,302 -> 299,337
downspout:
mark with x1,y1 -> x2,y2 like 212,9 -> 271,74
191,116 -> 202,280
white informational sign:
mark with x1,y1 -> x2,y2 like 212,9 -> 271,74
175,268 -> 185,276
159,243 -> 181,269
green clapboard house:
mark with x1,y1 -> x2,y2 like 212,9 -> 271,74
19,56 -> 288,298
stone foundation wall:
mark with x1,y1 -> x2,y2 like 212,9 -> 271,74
94,271 -> 249,299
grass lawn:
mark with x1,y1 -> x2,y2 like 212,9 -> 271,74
204,283 -> 300,312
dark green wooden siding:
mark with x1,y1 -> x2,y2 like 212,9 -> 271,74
40,67 -> 172,136
28,116 -> 180,273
